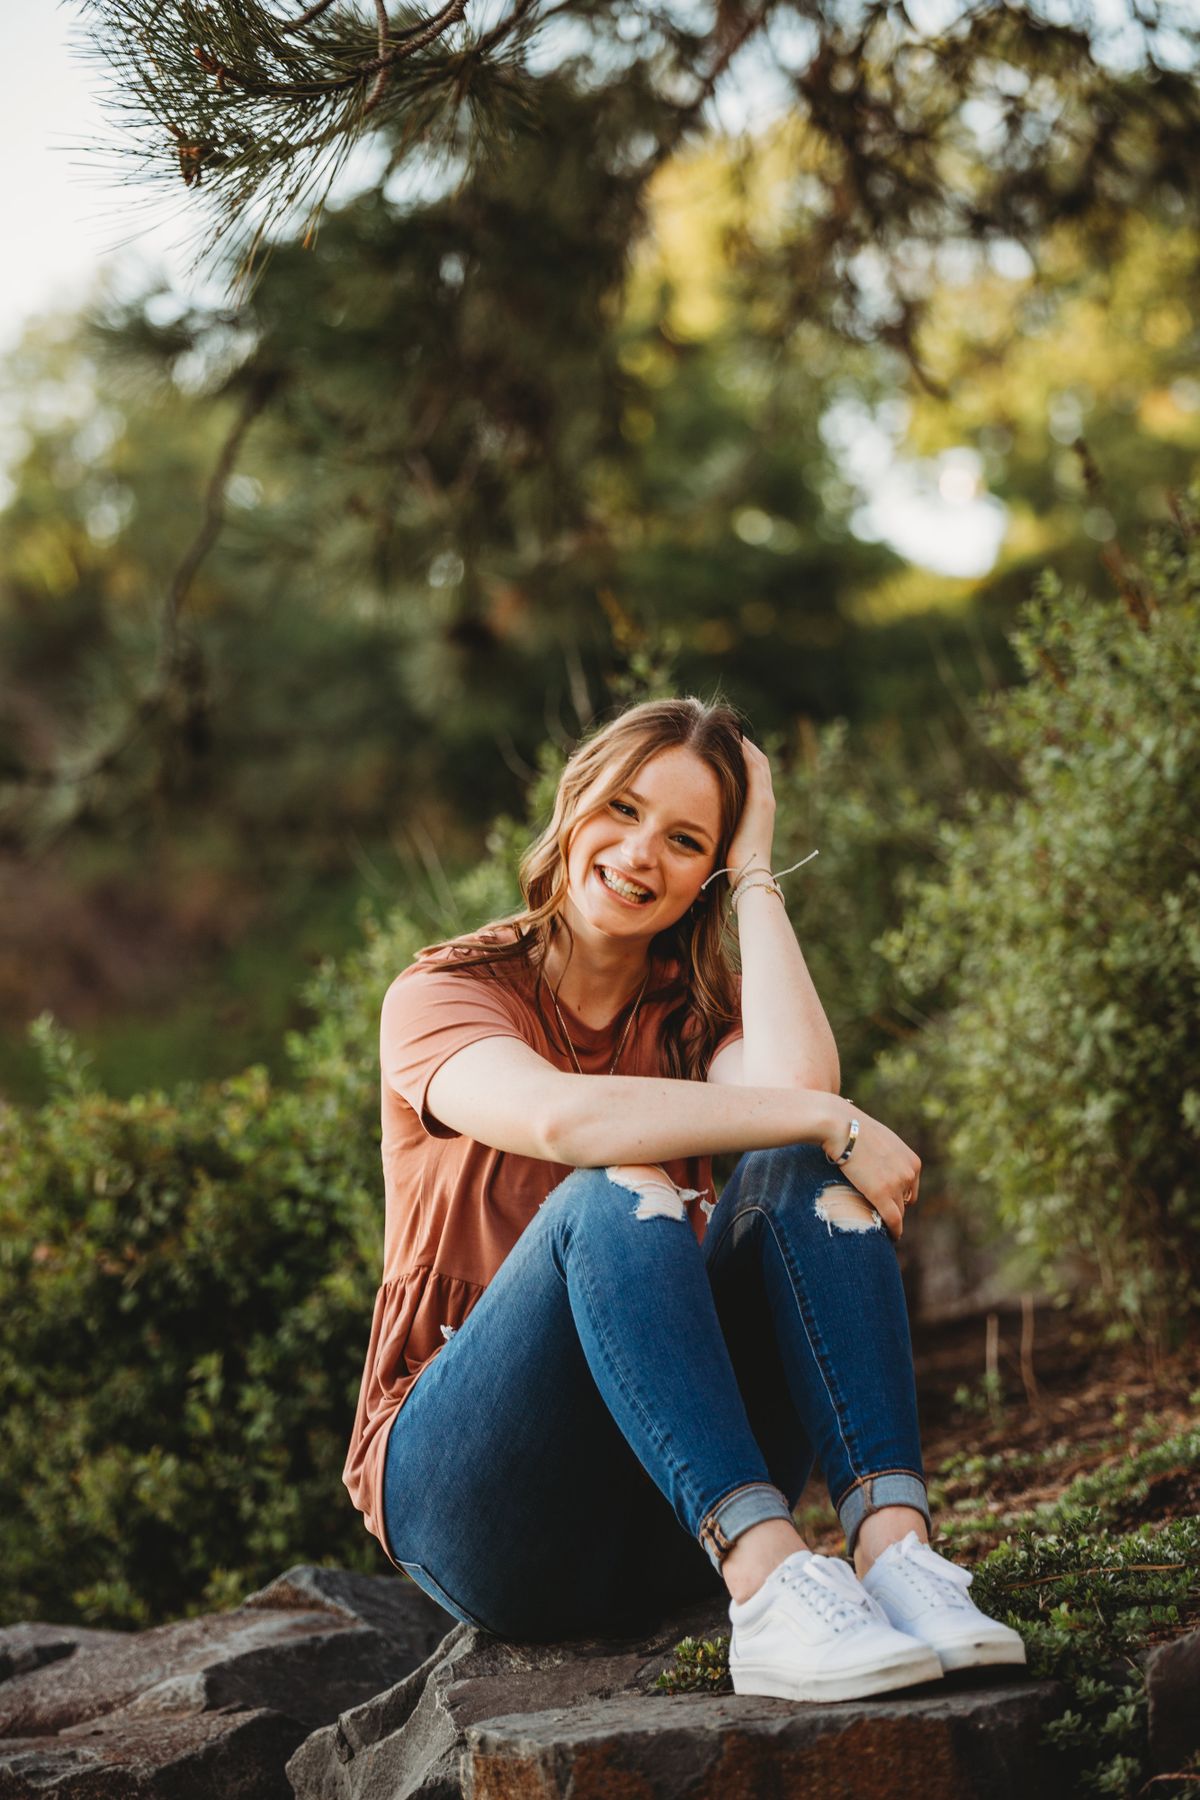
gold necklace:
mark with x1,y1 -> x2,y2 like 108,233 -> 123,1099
542,967 -> 650,1076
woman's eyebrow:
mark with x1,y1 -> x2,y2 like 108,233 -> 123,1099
624,789 -> 715,841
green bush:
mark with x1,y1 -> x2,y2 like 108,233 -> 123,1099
765,713 -> 965,1093
0,1020 -> 388,1628
876,504 -> 1200,1333
0,776 -> 549,1628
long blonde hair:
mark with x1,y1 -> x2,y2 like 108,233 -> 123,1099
417,696 -> 750,1080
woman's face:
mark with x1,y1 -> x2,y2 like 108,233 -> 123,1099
562,745 -> 724,946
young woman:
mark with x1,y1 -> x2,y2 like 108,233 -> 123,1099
343,695 -> 1025,1702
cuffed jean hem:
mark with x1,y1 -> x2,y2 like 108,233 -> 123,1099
835,1470 -> 931,1557
697,1481 -> 794,1574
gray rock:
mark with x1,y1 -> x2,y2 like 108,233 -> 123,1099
121,1673 -> 214,1718
242,1564 -> 454,1662
0,1624 -> 123,1685
0,1709 -> 304,1798
1146,1626 -> 1200,1774
0,1567 -> 450,1798
286,1593 -> 1063,1800
464,1681 -> 1066,1799
287,1624 -> 474,1800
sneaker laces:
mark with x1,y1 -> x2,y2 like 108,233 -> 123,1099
777,1554 -> 885,1632
885,1533 -> 975,1610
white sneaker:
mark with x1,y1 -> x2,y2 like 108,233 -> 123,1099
861,1532 -> 1027,1673
728,1550 -> 945,1702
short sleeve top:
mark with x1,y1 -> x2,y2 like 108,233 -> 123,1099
342,931 -> 744,1558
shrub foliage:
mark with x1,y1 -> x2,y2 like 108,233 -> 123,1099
0,1025 -> 377,1626
0,816 -> 535,1626
877,506 -> 1200,1329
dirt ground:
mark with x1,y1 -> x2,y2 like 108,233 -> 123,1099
795,1304 -> 1200,1556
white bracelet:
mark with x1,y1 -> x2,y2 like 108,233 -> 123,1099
702,851 -> 819,923
731,876 -> 786,906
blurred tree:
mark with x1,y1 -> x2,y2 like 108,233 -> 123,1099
8,0 -> 1194,844
5,0 -> 1199,1090
2,116 -> 912,857
897,212 -> 1200,601
0,130 -> 909,1096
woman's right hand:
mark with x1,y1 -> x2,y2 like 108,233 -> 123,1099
820,1099 -> 921,1240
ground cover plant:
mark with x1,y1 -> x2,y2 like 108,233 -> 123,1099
657,1514 -> 1200,1796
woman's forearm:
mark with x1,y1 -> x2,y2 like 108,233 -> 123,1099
735,882 -> 840,1091
540,1069 -> 842,1168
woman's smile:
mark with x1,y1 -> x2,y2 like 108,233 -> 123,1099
593,863 -> 656,905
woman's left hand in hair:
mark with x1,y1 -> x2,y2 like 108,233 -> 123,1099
725,735 -> 777,881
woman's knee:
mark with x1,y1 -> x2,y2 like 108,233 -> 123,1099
735,1142 -> 881,1230
544,1163 -> 704,1226
738,1140 -> 836,1193
604,1163 -> 703,1222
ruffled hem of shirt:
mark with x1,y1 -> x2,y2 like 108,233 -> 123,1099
343,1265 -> 484,1554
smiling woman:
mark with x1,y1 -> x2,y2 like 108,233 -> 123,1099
343,695 -> 1025,1695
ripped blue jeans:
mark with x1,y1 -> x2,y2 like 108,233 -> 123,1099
381,1141 -> 928,1642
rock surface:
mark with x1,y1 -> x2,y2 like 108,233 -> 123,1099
2,1567 -> 1094,1800
0,1565 -> 452,1798
288,1589 -> 1064,1800
1145,1626 -> 1200,1775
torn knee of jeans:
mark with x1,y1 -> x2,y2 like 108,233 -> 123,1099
605,1164 -> 706,1222
815,1185 -> 882,1234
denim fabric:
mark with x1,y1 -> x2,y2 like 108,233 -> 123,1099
381,1142 -> 928,1642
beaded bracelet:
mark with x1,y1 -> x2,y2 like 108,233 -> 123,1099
732,877 -> 787,906
727,861 -> 774,904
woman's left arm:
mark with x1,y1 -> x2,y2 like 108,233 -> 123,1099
709,737 -> 840,1093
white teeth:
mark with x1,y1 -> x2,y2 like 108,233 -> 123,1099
598,865 -> 653,902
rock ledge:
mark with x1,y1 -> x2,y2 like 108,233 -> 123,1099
4,1569 -> 1137,1799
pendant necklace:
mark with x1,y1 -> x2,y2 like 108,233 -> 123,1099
542,966 -> 650,1077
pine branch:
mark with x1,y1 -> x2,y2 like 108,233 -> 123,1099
75,0 -> 1200,323
364,0 -> 391,112
77,0 -> 777,288
195,0 -> 472,101
282,0 -> 344,28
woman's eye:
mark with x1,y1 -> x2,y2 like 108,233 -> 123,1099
607,800 -> 700,850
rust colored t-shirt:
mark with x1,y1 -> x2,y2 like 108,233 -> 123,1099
342,931 -> 744,1557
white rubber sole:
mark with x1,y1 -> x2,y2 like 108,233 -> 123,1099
729,1644 -> 945,1703
935,1635 -> 1028,1674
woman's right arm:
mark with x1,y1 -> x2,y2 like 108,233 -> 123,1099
423,1031 -> 928,1220
423,1034 -> 843,1168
